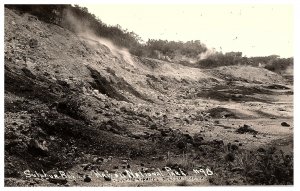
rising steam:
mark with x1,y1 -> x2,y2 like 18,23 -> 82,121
198,48 -> 217,60
62,8 -> 134,66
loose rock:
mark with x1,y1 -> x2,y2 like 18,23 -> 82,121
84,176 -> 91,182
281,122 -> 290,127
236,124 -> 258,134
104,176 -> 111,181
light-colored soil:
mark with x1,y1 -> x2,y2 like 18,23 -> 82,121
4,7 -> 293,186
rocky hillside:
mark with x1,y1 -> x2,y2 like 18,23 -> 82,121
4,7 -> 293,186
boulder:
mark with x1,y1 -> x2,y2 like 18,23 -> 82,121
28,38 -> 38,48
104,176 -> 111,181
236,124 -> 258,134
84,176 -> 91,182
281,122 -> 290,127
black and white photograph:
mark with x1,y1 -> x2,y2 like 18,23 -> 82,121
2,0 -> 296,187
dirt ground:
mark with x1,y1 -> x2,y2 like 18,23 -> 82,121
4,7 -> 293,186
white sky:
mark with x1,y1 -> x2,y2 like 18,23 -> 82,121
81,4 -> 293,58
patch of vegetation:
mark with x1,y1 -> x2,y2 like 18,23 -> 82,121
209,146 -> 293,185
240,148 -> 293,185
145,39 -> 207,60
5,4 -> 207,60
6,5 -> 293,70
197,52 -> 293,74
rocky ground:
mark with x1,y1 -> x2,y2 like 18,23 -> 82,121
4,8 -> 293,186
